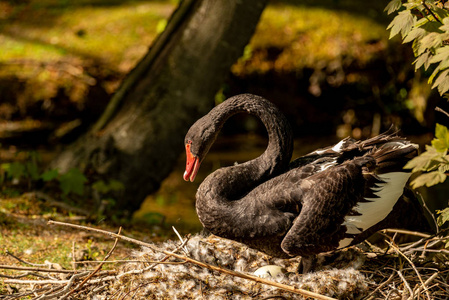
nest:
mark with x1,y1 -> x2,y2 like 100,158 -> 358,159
1,221 -> 448,299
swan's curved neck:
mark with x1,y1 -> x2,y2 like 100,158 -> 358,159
196,94 -> 293,227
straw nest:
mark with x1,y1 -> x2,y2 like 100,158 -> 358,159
1,221 -> 448,299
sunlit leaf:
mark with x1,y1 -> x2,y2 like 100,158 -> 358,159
437,207 -> 449,227
433,6 -> 449,22
432,123 -> 449,150
388,10 -> 416,39
432,68 -> 449,95
429,46 -> 449,63
404,145 -> 444,172
428,64 -> 442,83
410,170 -> 447,188
439,163 -> 449,173
385,0 -> 403,15
413,51 -> 430,70
418,32 -> 446,55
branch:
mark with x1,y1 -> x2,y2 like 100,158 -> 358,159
381,229 -> 432,238
436,106 -> 449,119
422,0 -> 443,24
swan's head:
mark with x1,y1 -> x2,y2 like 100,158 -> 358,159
183,115 -> 218,182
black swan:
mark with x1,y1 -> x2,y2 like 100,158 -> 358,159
183,93 -> 428,271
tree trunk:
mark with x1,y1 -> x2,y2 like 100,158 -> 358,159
49,0 -> 268,216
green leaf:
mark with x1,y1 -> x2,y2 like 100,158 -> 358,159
413,51 -> 431,70
428,64 -> 442,84
435,123 -> 449,141
92,180 -> 109,194
59,168 -> 87,196
418,32 -> 446,55
25,162 -> 40,180
439,162 -> 449,173
388,10 -> 416,39
41,169 -> 59,182
108,179 -> 125,192
92,179 -> 124,194
429,46 -> 449,64
432,123 -> 449,151
404,145 -> 443,172
385,0 -> 403,15
433,6 -> 449,23
432,68 -> 449,95
7,162 -> 26,180
437,207 -> 449,227
410,170 -> 447,188
404,27 -> 427,44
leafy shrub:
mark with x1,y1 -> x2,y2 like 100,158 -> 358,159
386,0 -> 449,95
386,0 -> 449,227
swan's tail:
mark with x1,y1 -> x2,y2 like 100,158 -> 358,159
339,140 -> 418,248
367,140 -> 418,174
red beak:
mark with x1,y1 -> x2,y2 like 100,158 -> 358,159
183,143 -> 201,182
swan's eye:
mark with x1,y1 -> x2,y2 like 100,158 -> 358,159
187,140 -> 192,145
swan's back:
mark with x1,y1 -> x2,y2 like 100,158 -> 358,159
280,129 -> 420,255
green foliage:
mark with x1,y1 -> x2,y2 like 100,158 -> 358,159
0,150 -> 87,196
405,124 -> 449,188
58,168 -> 87,196
386,0 -> 449,95
41,169 -> 59,182
437,207 -> 449,226
92,179 -> 124,194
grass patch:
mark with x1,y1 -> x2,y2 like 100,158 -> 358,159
0,1 -> 175,71
233,3 -> 393,74
0,0 -> 394,73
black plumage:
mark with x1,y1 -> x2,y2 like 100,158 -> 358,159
183,93 -> 429,270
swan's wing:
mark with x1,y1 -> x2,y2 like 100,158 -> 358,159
280,157 -> 371,257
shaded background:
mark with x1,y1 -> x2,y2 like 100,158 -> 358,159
0,0 -> 447,232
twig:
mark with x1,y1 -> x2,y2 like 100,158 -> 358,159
381,229 -> 431,238
5,279 -> 74,285
422,0 -> 443,24
397,269 -> 414,299
0,265 -> 80,274
414,272 -> 439,297
73,259 -> 173,264
34,272 -> 88,300
386,240 -> 431,300
117,234 -> 191,279
417,192 -> 439,234
48,220 -> 337,300
62,227 -> 122,299
436,106 -> 449,119
5,250 -> 52,268
1,286 -> 53,300
71,241 -> 76,271
363,271 -> 395,299
0,271 -> 58,280
172,226 -> 188,253
406,248 -> 449,255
